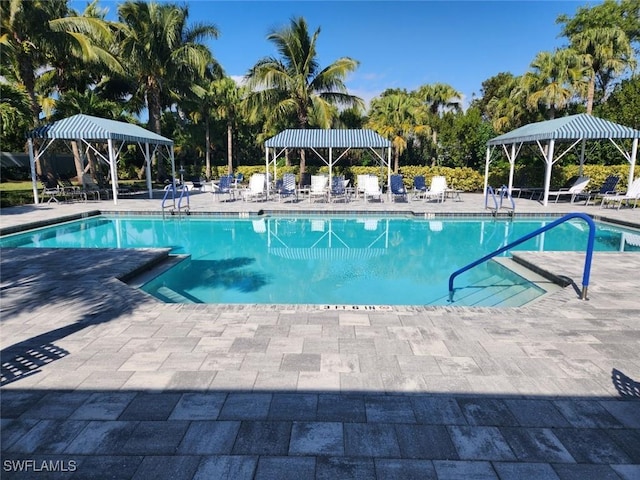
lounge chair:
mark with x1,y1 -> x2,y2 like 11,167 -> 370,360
547,175 -> 590,203
278,173 -> 298,203
213,174 -> 235,202
390,174 -> 408,202
329,175 -> 349,203
82,175 -> 110,201
364,175 -> 383,202
242,173 -> 265,202
412,175 -> 427,199
576,175 -> 620,205
309,175 -> 328,202
601,177 -> 640,209
190,177 -> 204,191
40,175 -> 64,203
424,176 -> 447,203
356,174 -> 370,199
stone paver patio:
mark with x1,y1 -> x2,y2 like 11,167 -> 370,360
1,191 -> 639,479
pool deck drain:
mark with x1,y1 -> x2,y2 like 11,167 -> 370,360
1,194 -> 639,479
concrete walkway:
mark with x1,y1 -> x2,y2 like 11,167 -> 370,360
1,192 -> 639,479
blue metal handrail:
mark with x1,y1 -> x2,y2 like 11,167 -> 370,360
448,212 -> 596,302
498,185 -> 515,211
177,185 -> 190,212
161,184 -> 175,211
485,186 -> 499,211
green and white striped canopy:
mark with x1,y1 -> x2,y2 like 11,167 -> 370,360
265,129 -> 391,148
488,114 -> 640,146
27,114 -> 173,146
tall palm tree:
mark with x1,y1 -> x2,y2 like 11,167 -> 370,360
366,92 -> 429,172
117,0 -> 219,178
1,0 -> 71,125
417,83 -> 462,165
212,77 -> 244,175
517,49 -> 585,119
245,16 -> 363,174
570,27 -> 635,114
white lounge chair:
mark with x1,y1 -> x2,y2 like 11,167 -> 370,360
309,175 -> 328,202
601,177 -> 640,209
424,176 -> 447,203
356,174 -> 370,199
547,175 -> 590,203
242,173 -> 266,202
364,175 -> 383,202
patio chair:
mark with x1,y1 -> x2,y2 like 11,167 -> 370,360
309,175 -> 328,202
329,175 -> 349,203
242,173 -> 265,202
390,174 -> 408,202
40,175 -> 64,203
213,174 -> 236,202
364,175 -> 383,203
82,175 -> 110,201
412,175 -> 427,199
190,177 -> 204,191
356,174 -> 370,199
278,173 -> 298,203
547,175 -> 590,203
576,175 -> 620,205
601,177 -> 640,209
424,176 -> 447,203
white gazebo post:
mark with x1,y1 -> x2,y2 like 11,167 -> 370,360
386,145 -> 391,200
541,139 -> 555,206
483,146 -> 491,196
507,143 -> 516,193
107,138 -> 119,204
629,138 -> 638,186
28,138 -> 39,205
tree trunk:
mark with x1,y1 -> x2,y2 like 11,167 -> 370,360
71,141 -> 84,181
227,121 -> 233,175
147,80 -> 164,179
205,117 -> 211,180
394,149 -> 400,173
299,149 -> 306,175
586,73 -> 595,115
431,130 -> 438,166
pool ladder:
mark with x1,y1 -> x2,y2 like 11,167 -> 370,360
448,212 -> 596,303
486,185 -> 515,217
161,184 -> 190,217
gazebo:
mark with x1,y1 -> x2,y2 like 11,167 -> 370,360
484,114 -> 640,206
264,129 -> 392,200
27,114 -> 175,205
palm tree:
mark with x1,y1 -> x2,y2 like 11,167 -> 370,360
212,77 -> 244,175
570,27 -> 635,114
245,16 -> 363,174
117,0 -> 219,178
417,83 -> 462,165
1,0 -> 70,125
366,92 -> 429,173
517,49 -> 585,119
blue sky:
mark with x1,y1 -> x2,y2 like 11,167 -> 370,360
88,0 -> 589,107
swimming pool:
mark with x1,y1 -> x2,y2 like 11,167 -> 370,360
1,214 -> 638,306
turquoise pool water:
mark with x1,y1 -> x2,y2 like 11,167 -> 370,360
1,215 -> 638,306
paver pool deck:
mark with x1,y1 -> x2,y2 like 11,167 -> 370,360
1,191 -> 639,479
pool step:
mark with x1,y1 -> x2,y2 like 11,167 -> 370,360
155,286 -> 199,303
448,274 -> 544,307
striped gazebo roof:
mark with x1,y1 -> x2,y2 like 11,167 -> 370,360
488,114 -> 640,146
265,129 -> 391,149
27,114 -> 173,146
